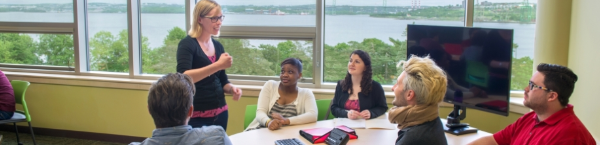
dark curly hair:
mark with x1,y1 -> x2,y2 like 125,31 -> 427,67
537,63 -> 578,107
342,50 -> 373,95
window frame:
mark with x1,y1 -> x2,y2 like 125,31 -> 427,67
0,0 -> 528,96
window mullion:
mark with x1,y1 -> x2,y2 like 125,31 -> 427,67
186,0 -> 193,32
74,0 -> 89,74
219,26 -> 315,39
128,0 -> 142,77
315,0 -> 324,87
465,0 -> 475,27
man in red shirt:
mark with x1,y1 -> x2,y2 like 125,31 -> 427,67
0,70 -> 15,120
469,63 -> 596,145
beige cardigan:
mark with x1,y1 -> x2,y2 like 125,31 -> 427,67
245,80 -> 318,131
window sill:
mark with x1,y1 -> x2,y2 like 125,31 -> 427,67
4,71 -> 529,115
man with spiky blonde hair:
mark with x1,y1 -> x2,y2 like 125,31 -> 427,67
389,55 -> 448,145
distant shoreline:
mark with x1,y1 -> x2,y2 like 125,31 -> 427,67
370,15 -> 536,24
0,11 -> 535,24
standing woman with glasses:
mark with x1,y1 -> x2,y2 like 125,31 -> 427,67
176,0 -> 241,131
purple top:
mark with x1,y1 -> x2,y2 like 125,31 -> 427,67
0,70 -> 15,112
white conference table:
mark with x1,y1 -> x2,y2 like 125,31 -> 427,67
230,119 -> 491,145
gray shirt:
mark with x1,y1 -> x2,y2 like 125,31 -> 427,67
140,125 -> 232,145
395,117 -> 448,145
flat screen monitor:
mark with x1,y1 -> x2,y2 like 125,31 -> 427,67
406,24 -> 513,116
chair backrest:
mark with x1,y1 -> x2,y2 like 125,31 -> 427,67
316,99 -> 334,120
10,80 -> 31,122
244,104 -> 258,129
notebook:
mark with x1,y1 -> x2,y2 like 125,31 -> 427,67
299,127 -> 332,144
335,125 -> 358,139
299,125 -> 359,143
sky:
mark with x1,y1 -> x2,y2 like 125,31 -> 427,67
0,0 -> 536,6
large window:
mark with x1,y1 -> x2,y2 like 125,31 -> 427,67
474,0 -> 537,90
220,1 -> 316,27
0,0 -> 537,93
140,1 -> 186,74
0,0 -> 73,22
216,1 -> 317,84
0,1 -> 74,69
216,38 -> 313,82
324,0 -> 465,85
0,33 -> 75,68
0,33 -> 74,68
87,1 -> 129,73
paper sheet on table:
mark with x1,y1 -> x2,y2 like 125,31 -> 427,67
334,113 -> 397,130
365,118 -> 397,130
333,118 -> 366,129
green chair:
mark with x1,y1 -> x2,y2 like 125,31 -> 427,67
316,99 -> 334,120
244,104 -> 258,129
0,80 -> 36,145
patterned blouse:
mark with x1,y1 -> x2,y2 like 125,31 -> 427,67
344,99 -> 360,111
208,55 -> 216,63
252,101 -> 298,130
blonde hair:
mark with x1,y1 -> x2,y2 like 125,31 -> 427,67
189,0 -> 221,38
397,55 -> 448,106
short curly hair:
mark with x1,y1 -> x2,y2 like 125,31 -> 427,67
397,55 -> 447,105
148,73 -> 195,128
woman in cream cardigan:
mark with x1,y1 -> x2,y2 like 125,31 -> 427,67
245,58 -> 318,131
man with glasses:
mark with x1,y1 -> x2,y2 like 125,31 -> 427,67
469,63 -> 596,145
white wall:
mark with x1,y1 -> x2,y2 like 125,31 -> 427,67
568,0 -> 600,139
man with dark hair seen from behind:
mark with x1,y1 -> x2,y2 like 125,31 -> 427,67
469,63 -> 596,145
140,73 -> 232,145
389,55 -> 448,145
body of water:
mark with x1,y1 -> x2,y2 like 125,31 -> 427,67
0,12 -> 535,58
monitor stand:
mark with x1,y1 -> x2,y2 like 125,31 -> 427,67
444,105 -> 478,135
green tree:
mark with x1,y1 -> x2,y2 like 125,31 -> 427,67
361,38 -> 406,84
511,56 -> 533,90
288,40 -> 314,78
143,27 -> 186,74
324,42 -> 355,82
89,30 -> 130,72
37,34 -> 74,67
510,43 -> 533,90
324,37 -> 406,84
0,40 -> 16,63
0,33 -> 38,64
259,43 -> 280,74
260,40 -> 314,77
219,38 -> 275,76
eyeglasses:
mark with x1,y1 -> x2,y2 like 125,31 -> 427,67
202,15 -> 224,23
528,81 -> 552,92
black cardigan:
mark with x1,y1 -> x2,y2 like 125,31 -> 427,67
176,36 -> 230,111
330,80 -> 388,119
